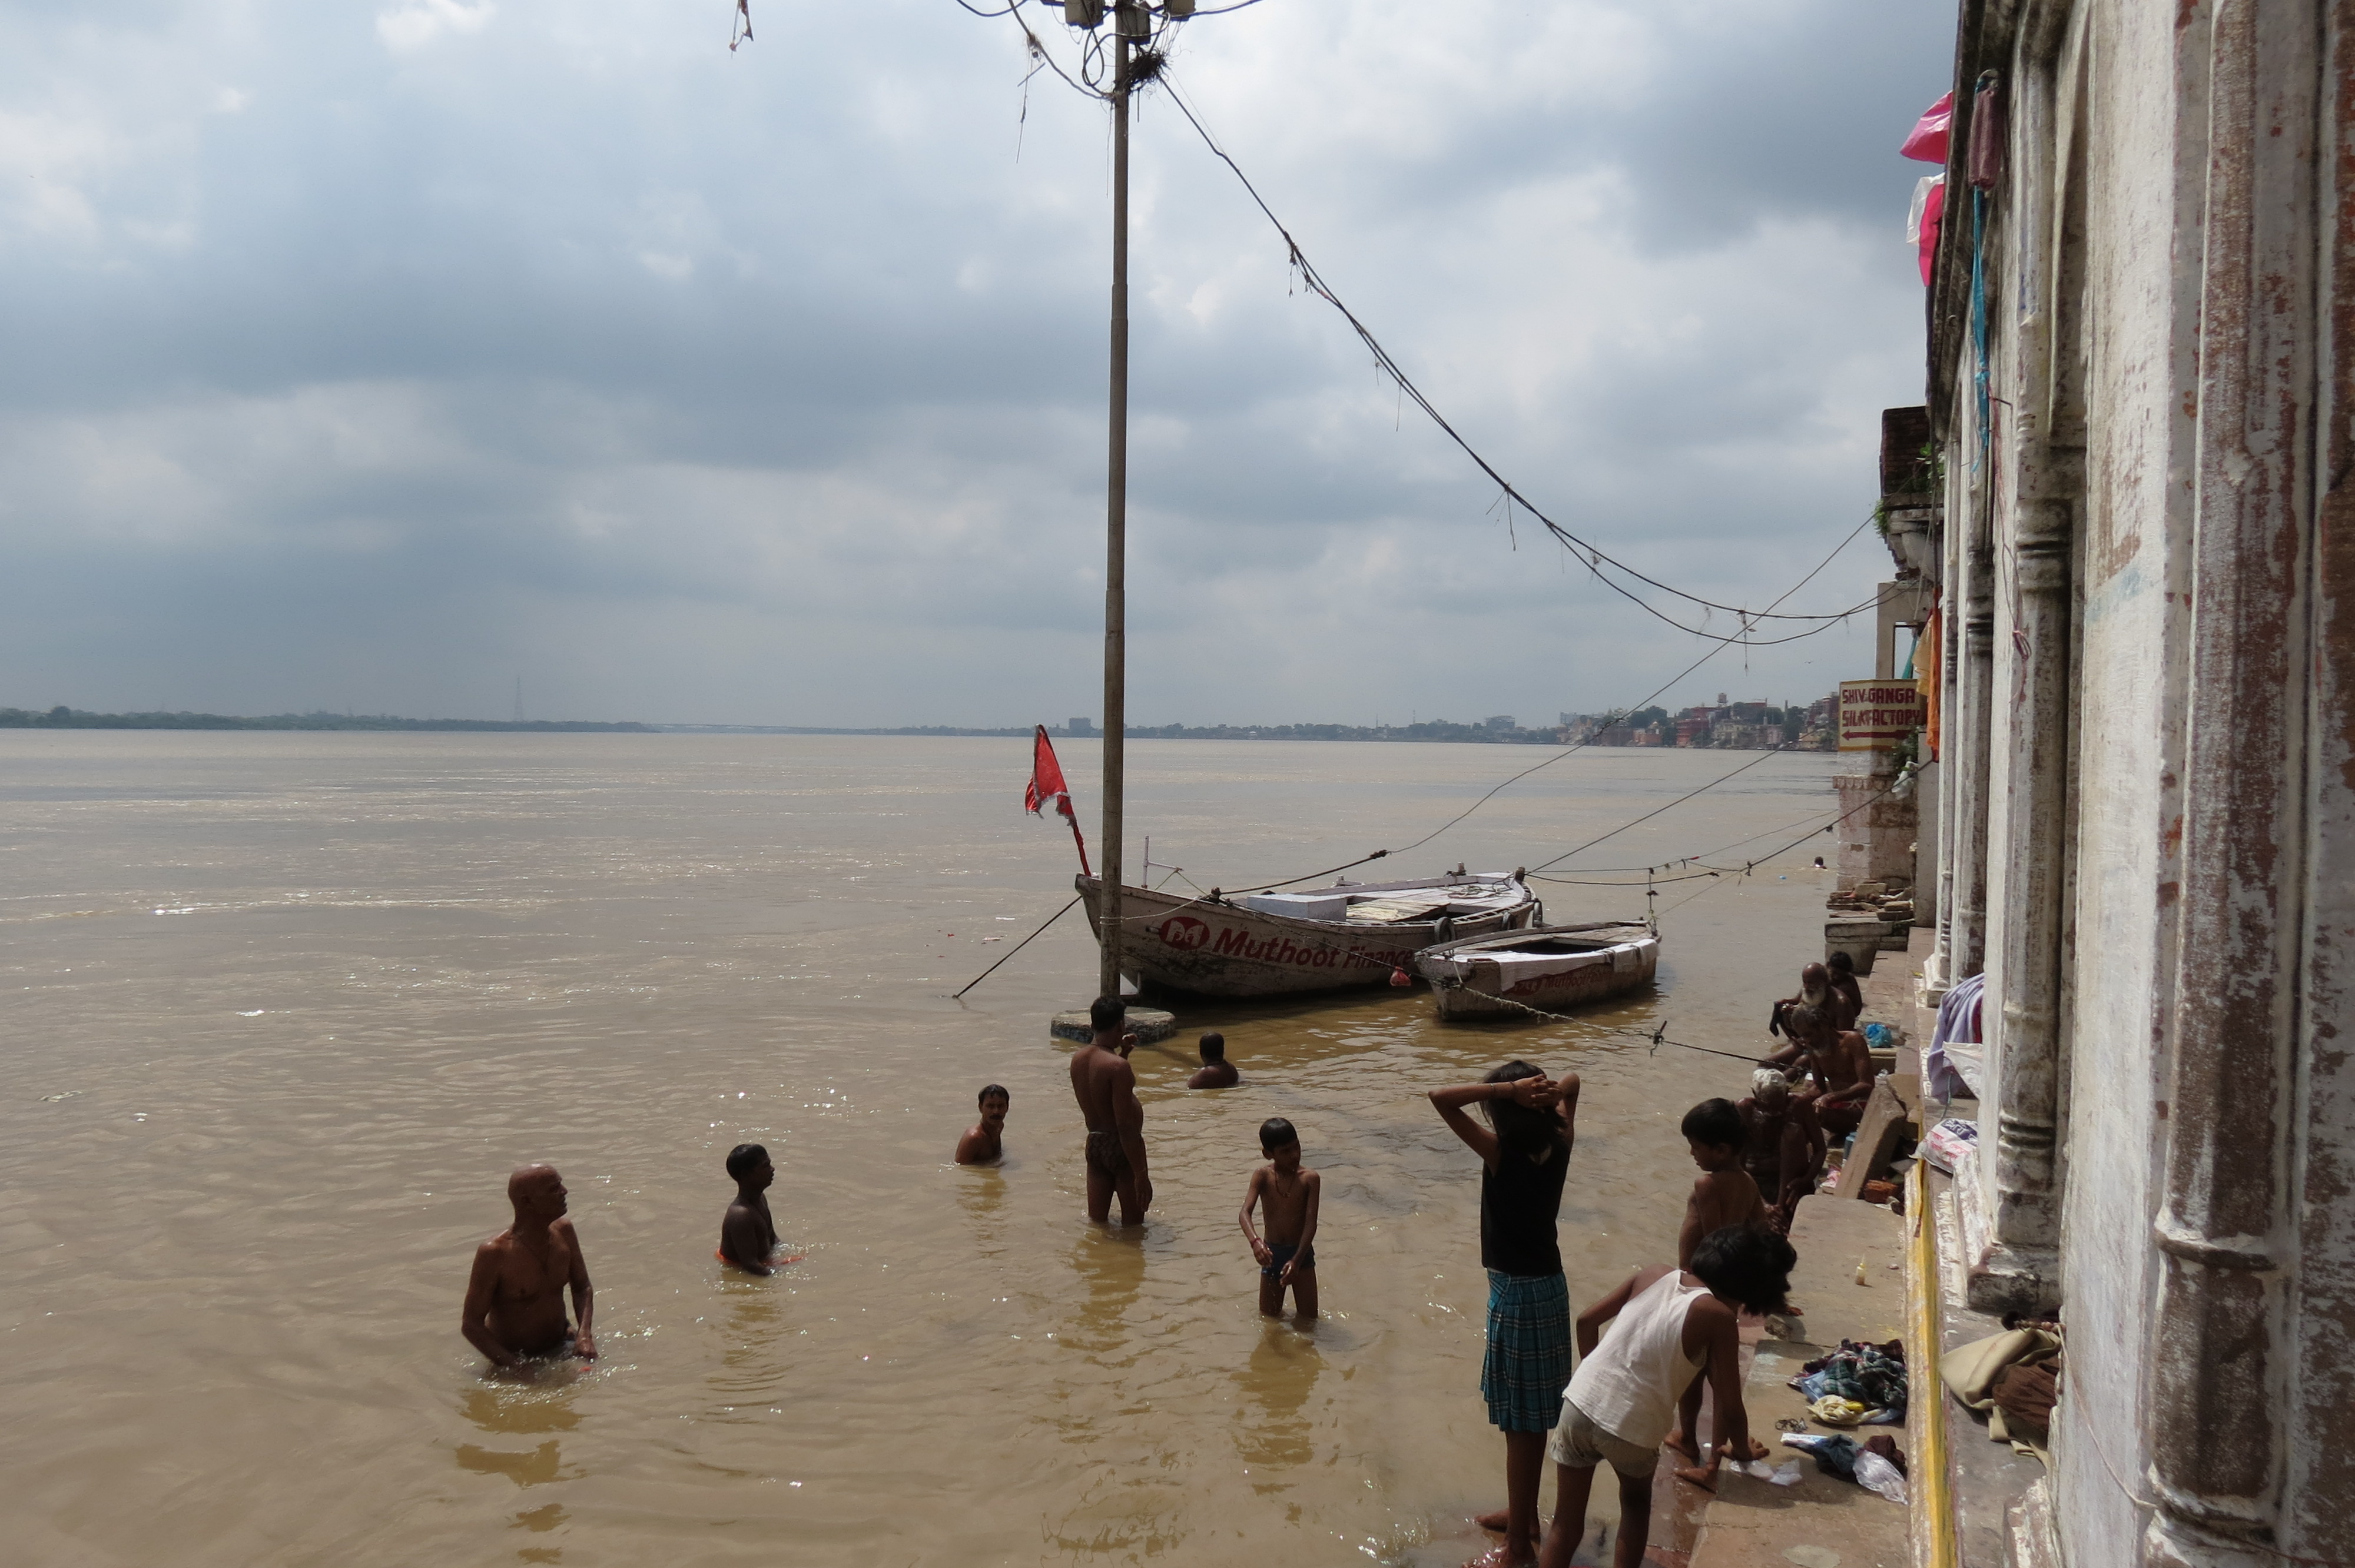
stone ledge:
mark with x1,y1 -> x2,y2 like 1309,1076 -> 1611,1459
1049,1006 -> 1176,1045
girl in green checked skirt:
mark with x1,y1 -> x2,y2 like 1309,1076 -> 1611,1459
1429,1061 -> 1580,1568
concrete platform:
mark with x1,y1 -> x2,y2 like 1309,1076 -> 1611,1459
1688,1196 -> 1913,1568
1048,1005 -> 1176,1045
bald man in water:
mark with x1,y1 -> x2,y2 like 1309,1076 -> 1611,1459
461,1164 -> 597,1368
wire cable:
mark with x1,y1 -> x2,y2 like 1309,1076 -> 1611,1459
1157,74 -> 1881,645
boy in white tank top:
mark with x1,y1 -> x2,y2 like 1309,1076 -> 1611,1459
1533,1227 -> 1797,1568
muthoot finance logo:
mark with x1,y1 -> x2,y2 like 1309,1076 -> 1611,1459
1156,915 -> 1211,950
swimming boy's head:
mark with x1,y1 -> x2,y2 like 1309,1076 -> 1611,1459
1199,1032 -> 1226,1063
1482,1059 -> 1561,1156
977,1084 -> 1010,1131
1689,1224 -> 1799,1314
1751,1067 -> 1790,1111
508,1163 -> 568,1221
1089,994 -> 1127,1041
1679,1098 -> 1744,1170
726,1142 -> 774,1191
1259,1117 -> 1301,1170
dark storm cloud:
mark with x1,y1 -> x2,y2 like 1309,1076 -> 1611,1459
0,0 -> 1951,725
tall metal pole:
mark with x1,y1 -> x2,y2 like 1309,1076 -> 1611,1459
1097,28 -> 1130,999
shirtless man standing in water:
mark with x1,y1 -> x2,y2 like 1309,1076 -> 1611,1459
461,1164 -> 597,1368
1069,994 -> 1152,1225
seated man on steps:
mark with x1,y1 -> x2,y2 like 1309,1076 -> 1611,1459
1782,1001 -> 1876,1139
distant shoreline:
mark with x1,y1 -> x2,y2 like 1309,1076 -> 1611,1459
0,707 -> 1835,750
0,707 -> 654,733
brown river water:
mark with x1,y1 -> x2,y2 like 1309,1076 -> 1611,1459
1,734 -> 1849,1567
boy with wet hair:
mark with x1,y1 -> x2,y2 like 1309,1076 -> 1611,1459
1186,1031 -> 1239,1089
1535,1227 -> 1796,1568
1676,1098 -> 1768,1268
1238,1117 -> 1321,1319
718,1143 -> 797,1275
956,1084 -> 1010,1164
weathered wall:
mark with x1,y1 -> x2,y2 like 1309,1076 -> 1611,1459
1928,0 -> 2355,1562
2045,1 -> 2177,1557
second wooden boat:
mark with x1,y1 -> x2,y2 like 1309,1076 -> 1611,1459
1411,921 -> 1659,1020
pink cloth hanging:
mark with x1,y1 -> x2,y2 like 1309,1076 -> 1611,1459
1913,177 -> 1945,285
1900,91 -> 1952,164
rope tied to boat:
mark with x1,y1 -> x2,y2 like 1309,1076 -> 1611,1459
1438,982 -> 1770,1064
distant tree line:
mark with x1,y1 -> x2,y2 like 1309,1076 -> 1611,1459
0,707 -> 653,733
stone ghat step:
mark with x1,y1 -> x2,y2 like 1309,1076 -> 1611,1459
1690,1196 -> 1913,1568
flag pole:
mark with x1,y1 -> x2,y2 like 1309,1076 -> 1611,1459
1098,21 -> 1131,1000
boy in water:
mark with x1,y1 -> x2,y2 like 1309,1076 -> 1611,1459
718,1142 -> 797,1275
1238,1117 -> 1321,1319
1676,1099 -> 1768,1267
1186,1032 -> 1239,1089
1535,1228 -> 1796,1568
956,1084 -> 1010,1164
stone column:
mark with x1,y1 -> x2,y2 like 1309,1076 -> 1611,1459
1965,46 -> 2074,1317
1950,480 -> 1995,984
1927,471 -> 1964,994
2142,1 -> 2318,1560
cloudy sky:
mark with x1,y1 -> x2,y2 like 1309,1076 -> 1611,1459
1,0 -> 1951,727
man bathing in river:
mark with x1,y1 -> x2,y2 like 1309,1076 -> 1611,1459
955,1085 -> 1010,1164
718,1143 -> 801,1274
1535,1228 -> 1795,1568
1187,1031 -> 1239,1089
1238,1117 -> 1321,1320
461,1164 -> 596,1368
1069,994 -> 1153,1225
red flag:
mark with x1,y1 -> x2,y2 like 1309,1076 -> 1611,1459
1024,726 -> 1091,876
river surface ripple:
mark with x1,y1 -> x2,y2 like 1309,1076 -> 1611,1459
0,733 -> 1846,1567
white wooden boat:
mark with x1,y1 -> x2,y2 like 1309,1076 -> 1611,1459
1411,922 -> 1659,1020
1076,869 -> 1541,998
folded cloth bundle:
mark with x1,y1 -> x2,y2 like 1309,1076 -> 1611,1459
1939,1327 -> 2064,1463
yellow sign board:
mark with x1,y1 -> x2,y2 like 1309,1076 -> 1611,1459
1840,679 -> 1926,751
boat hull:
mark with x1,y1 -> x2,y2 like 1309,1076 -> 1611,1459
1412,923 -> 1660,1020
1076,875 -> 1540,998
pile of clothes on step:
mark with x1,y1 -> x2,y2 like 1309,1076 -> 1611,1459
1939,1315 -> 2063,1463
1789,1337 -> 1908,1425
